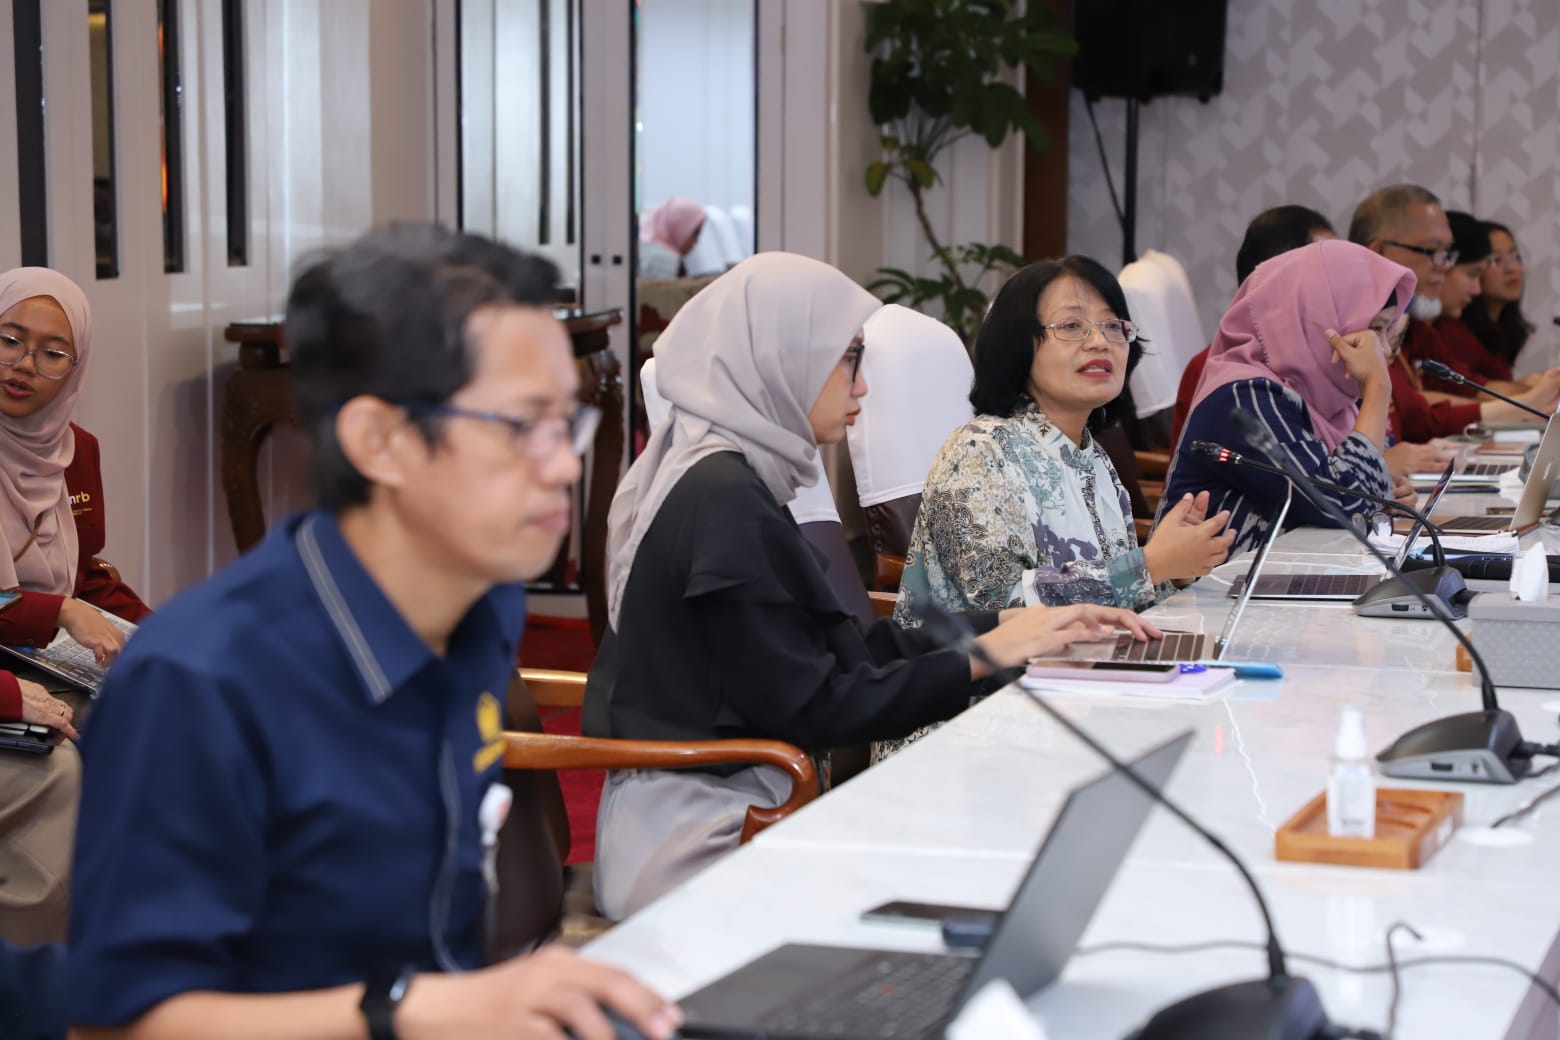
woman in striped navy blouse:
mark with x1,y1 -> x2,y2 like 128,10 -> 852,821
1163,240 -> 1416,553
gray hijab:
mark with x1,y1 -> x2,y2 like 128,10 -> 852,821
606,252 -> 881,628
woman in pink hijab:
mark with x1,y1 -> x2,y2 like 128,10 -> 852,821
639,196 -> 706,277
1160,240 -> 1416,553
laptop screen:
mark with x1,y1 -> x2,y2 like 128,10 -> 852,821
1210,479 -> 1293,660
952,730 -> 1192,1008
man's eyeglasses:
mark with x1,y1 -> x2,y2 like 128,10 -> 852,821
402,402 -> 601,459
1039,318 -> 1138,345
0,335 -> 78,380
1382,240 -> 1459,271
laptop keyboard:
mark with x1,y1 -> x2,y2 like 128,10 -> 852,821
1440,515 -> 1510,532
1464,461 -> 1517,477
33,638 -> 108,690
1115,630 -> 1204,662
752,953 -> 974,1038
1273,573 -> 1370,597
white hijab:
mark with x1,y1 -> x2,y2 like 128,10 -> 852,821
847,304 -> 973,507
606,252 -> 882,628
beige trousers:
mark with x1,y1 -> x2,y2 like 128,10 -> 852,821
0,743 -> 80,945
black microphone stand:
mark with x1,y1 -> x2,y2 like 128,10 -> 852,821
1230,409 -> 1533,784
1419,359 -> 1548,420
914,601 -> 1333,1040
1189,441 -> 1469,618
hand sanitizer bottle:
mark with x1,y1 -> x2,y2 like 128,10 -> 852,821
1327,706 -> 1375,839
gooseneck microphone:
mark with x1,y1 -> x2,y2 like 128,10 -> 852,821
915,600 -> 1332,1040
1190,440 -> 1450,568
1419,359 -> 1548,420
1230,409 -> 1536,784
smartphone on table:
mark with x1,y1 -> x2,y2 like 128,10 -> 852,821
1024,660 -> 1179,683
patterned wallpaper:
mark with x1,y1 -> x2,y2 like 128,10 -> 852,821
1066,0 -> 1560,376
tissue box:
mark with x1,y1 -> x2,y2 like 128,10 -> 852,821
1468,592 -> 1560,689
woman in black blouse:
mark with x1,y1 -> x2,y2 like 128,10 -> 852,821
583,252 -> 1156,919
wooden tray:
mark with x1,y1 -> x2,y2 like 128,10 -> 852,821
1275,787 -> 1463,869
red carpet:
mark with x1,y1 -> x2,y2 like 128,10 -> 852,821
521,615 -> 602,865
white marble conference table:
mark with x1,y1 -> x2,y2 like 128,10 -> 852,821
585,515 -> 1560,1039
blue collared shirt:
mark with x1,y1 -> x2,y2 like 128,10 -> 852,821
67,510 -> 527,1027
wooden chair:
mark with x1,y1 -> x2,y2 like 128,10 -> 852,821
498,669 -> 818,950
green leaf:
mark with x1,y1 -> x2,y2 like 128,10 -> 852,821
865,161 -> 889,197
907,160 -> 937,189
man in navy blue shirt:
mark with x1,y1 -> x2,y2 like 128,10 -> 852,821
67,226 -> 680,1040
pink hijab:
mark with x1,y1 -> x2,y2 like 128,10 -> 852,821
0,268 -> 92,594
641,197 -> 706,254
1190,240 -> 1415,451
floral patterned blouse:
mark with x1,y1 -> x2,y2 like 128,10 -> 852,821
893,398 -> 1166,629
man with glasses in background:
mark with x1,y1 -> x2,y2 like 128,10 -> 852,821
66,225 -> 682,1040
1349,184 -> 1560,438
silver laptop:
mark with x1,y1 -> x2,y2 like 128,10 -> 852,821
1417,414 -> 1560,536
1234,461 -> 1455,601
1411,459 -> 1516,483
0,600 -> 136,693
1053,483 -> 1293,665
677,732 -> 1193,1040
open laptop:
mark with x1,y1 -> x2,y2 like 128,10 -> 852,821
1232,461 -> 1454,601
677,732 -> 1193,1040
1411,459 -> 1516,483
1408,414 -> 1560,536
0,600 -> 137,693
1047,483 -> 1293,665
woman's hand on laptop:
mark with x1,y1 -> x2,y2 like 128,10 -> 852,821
18,678 -> 78,741
976,605 -> 1161,676
57,598 -> 127,668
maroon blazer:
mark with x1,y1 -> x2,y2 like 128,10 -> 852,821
0,423 -> 150,653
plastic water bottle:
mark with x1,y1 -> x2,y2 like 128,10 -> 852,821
1327,706 -> 1376,839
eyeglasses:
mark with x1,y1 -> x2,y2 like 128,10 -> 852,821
844,342 -> 865,385
1039,318 -> 1138,345
1488,250 -> 1524,270
402,402 -> 601,459
0,334 -> 78,380
1382,240 -> 1459,271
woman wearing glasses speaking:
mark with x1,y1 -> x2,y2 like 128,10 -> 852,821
893,256 -> 1235,632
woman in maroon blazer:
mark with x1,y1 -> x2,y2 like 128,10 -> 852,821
0,270 -> 147,666
0,267 -> 144,946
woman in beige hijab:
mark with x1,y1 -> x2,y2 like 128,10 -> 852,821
581,253 -> 1158,919
0,267 -> 135,945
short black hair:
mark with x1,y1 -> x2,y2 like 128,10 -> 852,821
969,255 -> 1144,428
1347,184 -> 1441,246
286,223 -> 561,511
1235,205 -> 1335,284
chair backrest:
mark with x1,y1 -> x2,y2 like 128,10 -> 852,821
496,674 -> 570,956
1118,250 -> 1206,421
846,305 -> 974,558
639,359 -> 875,627
701,205 -> 746,267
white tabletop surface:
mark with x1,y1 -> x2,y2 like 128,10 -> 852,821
584,511 -> 1560,1040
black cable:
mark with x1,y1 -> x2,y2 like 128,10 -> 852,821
1492,775 -> 1560,828
1383,922 -> 1420,1040
1075,938 -> 1560,1011
1082,95 -> 1126,233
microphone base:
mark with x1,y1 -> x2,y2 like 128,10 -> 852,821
1352,565 -> 1471,620
1376,708 -> 1531,784
1127,976 -> 1328,1040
